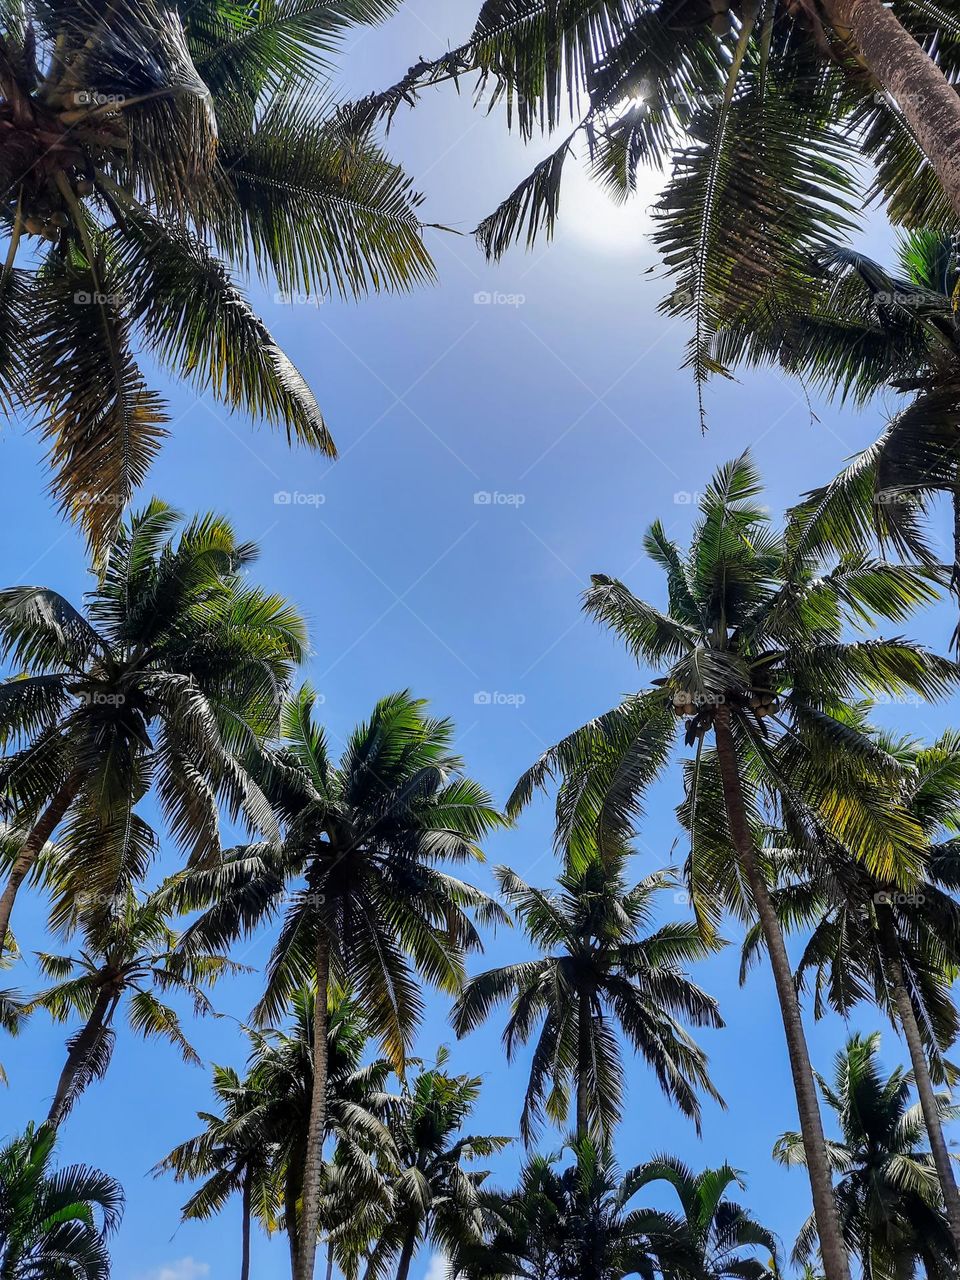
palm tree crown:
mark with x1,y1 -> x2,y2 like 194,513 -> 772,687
0,1121 -> 123,1279
0,499 -> 306,954
0,0 -> 434,553
775,1032 -> 956,1279
452,856 -> 722,1143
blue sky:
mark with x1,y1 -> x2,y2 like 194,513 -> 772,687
2,3 -> 959,1278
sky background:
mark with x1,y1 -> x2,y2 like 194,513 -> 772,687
3,4 -> 959,1279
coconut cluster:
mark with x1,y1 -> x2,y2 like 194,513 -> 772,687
671,690 -> 780,718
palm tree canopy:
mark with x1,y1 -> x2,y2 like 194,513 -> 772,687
360,1051 -> 512,1280
0,0 -> 434,553
452,1139 -> 692,1280
623,1155 -> 780,1280
0,499 -> 305,943
775,1032 -> 956,1278
713,229 -> 960,571
742,729 -> 960,1080
172,684 -> 510,1063
0,1121 -> 122,1279
508,454 -> 957,930
27,882 -> 246,1117
452,857 -> 723,1141
351,0 -> 960,417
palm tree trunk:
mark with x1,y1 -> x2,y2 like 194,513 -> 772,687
324,1242 -> 334,1280
285,1167 -> 300,1280
47,983 -> 117,1125
0,775 -> 79,952
241,1167 -> 252,1280
878,913 -> 960,1254
576,992 -> 590,1143
294,934 -> 331,1280
818,0 -> 960,219
713,710 -> 850,1280
394,1229 -> 417,1280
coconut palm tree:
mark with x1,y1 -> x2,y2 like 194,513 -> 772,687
742,728 -> 960,1252
713,228 -> 960,637
625,1158 -> 779,1280
155,1061 -> 277,1280
171,685 -> 508,1280
28,883 -> 244,1125
451,1139 -> 690,1280
248,988 -> 398,1277
452,855 -> 723,1144
506,453 -> 959,1280
0,0 -> 434,555
0,498 -> 306,954
359,1052 -> 511,1280
355,0 -> 960,419
0,1121 -> 123,1279
775,1032 -> 956,1279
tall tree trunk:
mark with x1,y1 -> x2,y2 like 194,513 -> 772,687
713,710 -> 850,1280
394,1228 -> 417,1280
294,934 -> 331,1280
0,775 -> 79,953
285,1164 -> 300,1280
47,982 -> 117,1125
819,0 -> 960,219
241,1167 -> 252,1280
576,992 -> 590,1143
878,910 -> 960,1255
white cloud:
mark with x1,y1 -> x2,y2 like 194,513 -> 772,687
424,1252 -> 449,1280
137,1259 -> 210,1280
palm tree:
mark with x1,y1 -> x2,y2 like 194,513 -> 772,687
29,883 -> 243,1125
0,1121 -> 123,1279
172,685 -> 508,1280
714,228 -> 960,635
743,728 -> 960,1252
452,856 -> 723,1144
775,1032 -> 956,1279
158,988 -> 398,1280
625,1158 -> 779,1280
355,0 -> 960,418
0,498 -> 306,953
452,1139 -> 689,1280
156,1061 -> 277,1280
0,1 -> 433,554
507,453 -> 959,1280
360,1052 -> 511,1280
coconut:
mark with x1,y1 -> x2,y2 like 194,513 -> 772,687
76,179 -> 95,198
24,216 -> 44,235
711,10 -> 731,32
47,211 -> 69,229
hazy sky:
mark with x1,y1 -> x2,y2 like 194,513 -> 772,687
3,5 -> 958,1279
